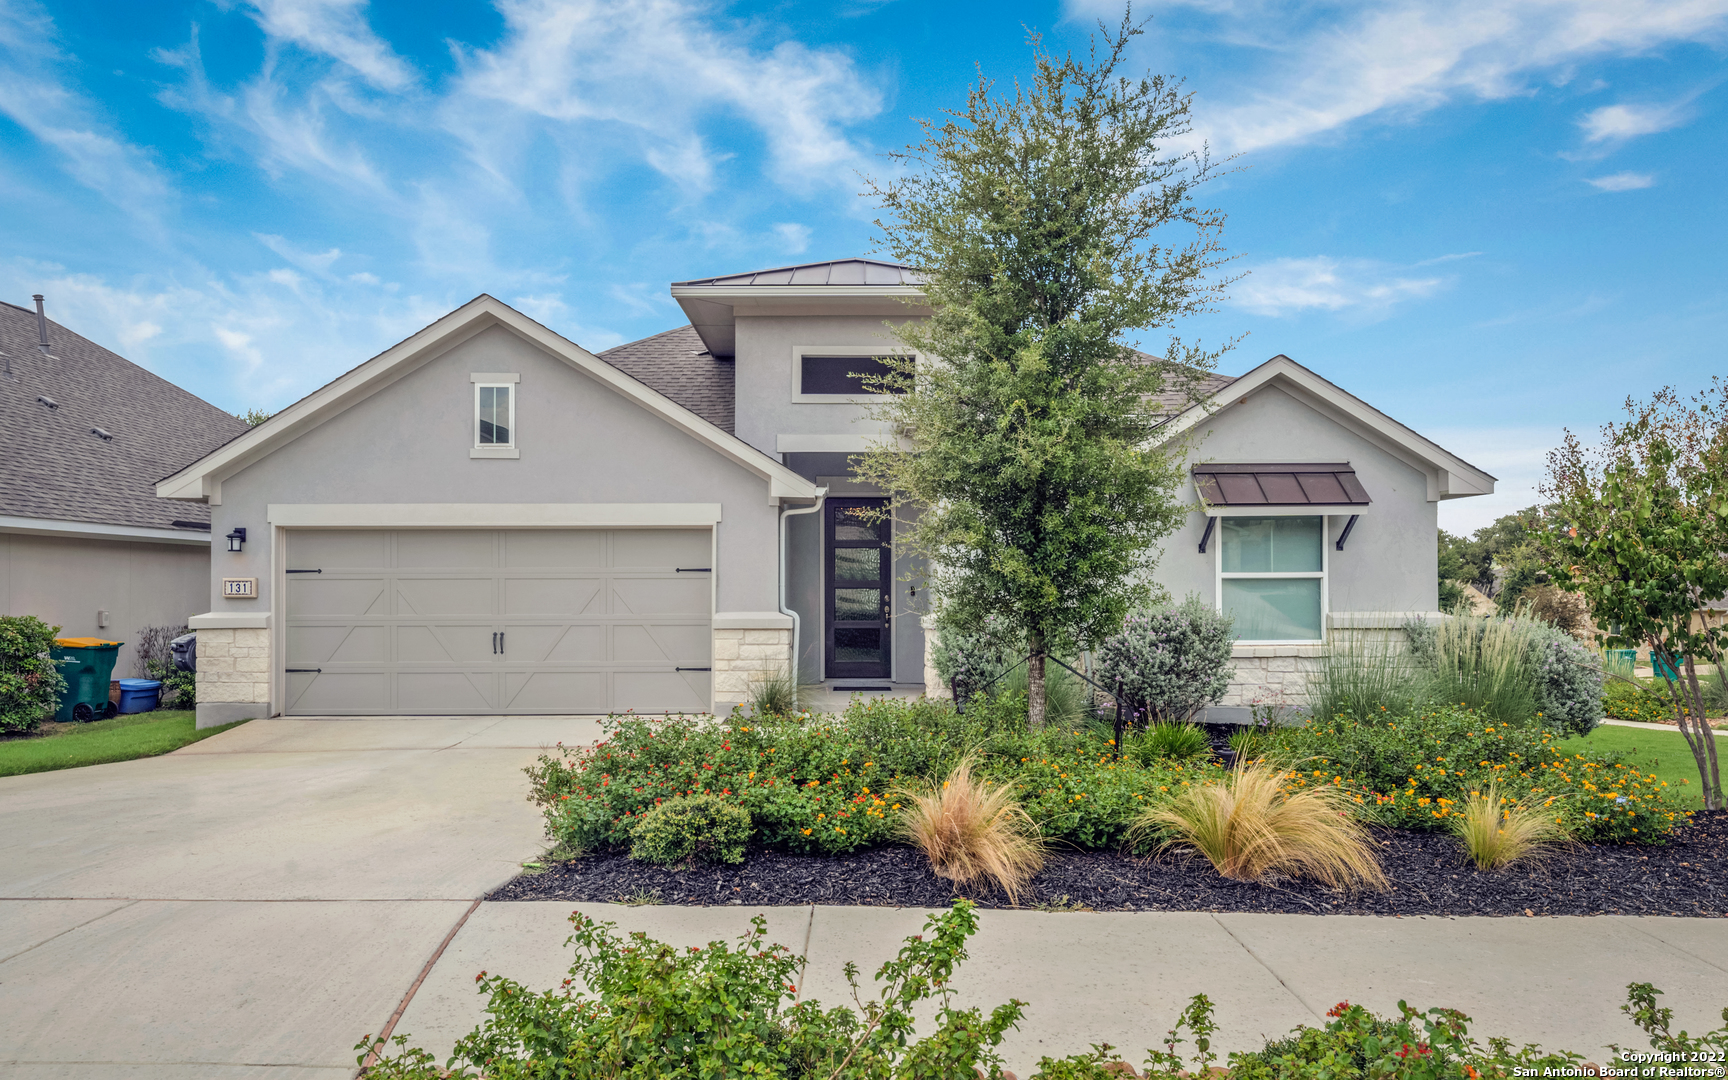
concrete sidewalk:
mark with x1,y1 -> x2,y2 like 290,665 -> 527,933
2,716 -> 1725,1078
395,902 -> 1728,1075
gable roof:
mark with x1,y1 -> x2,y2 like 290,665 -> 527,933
1159,355 -> 1495,501
597,325 -> 734,434
672,259 -> 922,288
0,299 -> 247,538
156,295 -> 818,505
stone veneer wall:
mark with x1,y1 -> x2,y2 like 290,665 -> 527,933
195,627 -> 272,728
920,617 -> 952,700
712,627 -> 792,712
1213,613 -> 1438,721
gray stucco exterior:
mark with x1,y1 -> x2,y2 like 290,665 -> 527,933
160,267 -> 1490,722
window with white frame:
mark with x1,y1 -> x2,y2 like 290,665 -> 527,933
1218,515 -> 1326,642
475,383 -> 514,447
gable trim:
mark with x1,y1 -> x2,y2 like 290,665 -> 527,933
1159,356 -> 1495,502
156,296 -> 818,505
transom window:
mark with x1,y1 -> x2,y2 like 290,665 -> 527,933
1219,515 -> 1325,642
475,384 -> 513,447
799,355 -> 908,397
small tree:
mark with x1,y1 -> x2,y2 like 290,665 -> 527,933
856,14 -> 1234,726
1542,381 -> 1728,811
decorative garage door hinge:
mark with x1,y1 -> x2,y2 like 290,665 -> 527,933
675,667 -> 712,672
674,567 -> 712,572
285,668 -> 322,673
286,568 -> 322,574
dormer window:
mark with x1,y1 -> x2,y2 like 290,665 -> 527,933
793,349 -> 912,402
470,373 -> 520,458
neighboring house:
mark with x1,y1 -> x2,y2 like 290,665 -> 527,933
1,297 -> 249,678
155,259 -> 1493,727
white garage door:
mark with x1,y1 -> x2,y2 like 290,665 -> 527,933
282,529 -> 712,715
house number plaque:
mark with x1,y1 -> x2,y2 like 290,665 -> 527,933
222,577 -> 258,598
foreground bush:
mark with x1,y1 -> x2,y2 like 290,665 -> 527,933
1273,707 -> 1690,843
0,615 -> 65,734
358,900 -> 1705,1079
1134,761 -> 1387,891
1095,597 -> 1234,724
896,757 -> 1045,902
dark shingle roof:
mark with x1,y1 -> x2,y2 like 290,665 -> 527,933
1133,351 -> 1236,414
0,301 -> 248,532
672,259 -> 921,288
597,325 -> 735,434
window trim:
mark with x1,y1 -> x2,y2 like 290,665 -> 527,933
790,345 -> 915,403
1215,513 -> 1329,645
470,374 -> 519,458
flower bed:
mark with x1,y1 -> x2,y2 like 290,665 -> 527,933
529,697 -> 1227,857
1274,707 -> 1692,843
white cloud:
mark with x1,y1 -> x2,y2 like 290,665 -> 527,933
1587,171 -> 1657,191
1579,101 -> 1688,142
244,0 -> 413,91
1232,256 -> 1447,317
772,222 -> 813,254
447,0 -> 884,189
256,233 -> 344,274
1071,0 -> 1728,154
0,1 -> 172,223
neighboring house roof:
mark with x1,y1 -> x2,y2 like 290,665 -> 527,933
1160,354 -> 1496,502
597,325 -> 734,434
0,299 -> 246,541
671,259 -> 923,288
1133,351 -> 1236,414
156,295 -> 818,505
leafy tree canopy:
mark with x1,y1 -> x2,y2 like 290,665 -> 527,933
854,12 -> 1234,727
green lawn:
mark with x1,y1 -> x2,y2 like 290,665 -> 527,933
0,711 -> 248,777
1555,723 -> 1719,811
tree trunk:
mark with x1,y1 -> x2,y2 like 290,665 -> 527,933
1659,645 -> 1721,812
1028,639 -> 1047,730
1680,657 -> 1723,812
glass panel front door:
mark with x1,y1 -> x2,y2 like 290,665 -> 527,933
826,499 -> 890,679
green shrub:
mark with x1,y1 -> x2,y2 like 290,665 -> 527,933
1603,677 -> 1683,723
1095,596 -> 1234,724
1128,721 -> 1211,763
0,615 -> 66,734
995,661 -> 1093,726
628,793 -> 752,865
931,612 -> 1020,701
1273,706 -> 1691,842
1530,625 -> 1605,734
359,901 -> 1025,1080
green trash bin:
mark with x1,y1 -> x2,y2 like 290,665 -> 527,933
51,638 -> 123,723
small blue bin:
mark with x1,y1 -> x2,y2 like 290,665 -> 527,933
116,678 -> 162,714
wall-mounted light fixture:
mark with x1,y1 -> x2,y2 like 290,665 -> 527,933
225,527 -> 247,552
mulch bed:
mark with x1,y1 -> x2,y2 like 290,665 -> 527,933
491,812 -> 1728,917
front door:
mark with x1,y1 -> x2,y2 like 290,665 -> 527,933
825,499 -> 891,680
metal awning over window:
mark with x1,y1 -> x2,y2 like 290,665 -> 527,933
1193,463 -> 1372,507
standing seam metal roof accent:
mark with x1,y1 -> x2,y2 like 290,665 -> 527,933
671,258 -> 922,288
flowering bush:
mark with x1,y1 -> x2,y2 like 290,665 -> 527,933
0,615 -> 65,734
1603,677 -> 1686,723
1095,596 -> 1234,723
528,698 -> 1223,857
1273,707 -> 1690,843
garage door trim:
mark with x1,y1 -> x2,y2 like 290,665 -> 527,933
268,502 -> 723,528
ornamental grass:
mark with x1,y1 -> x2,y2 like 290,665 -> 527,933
1453,784 -> 1569,870
1134,761 -> 1388,892
895,756 -> 1046,903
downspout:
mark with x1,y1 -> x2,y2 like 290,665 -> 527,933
779,486 -> 828,685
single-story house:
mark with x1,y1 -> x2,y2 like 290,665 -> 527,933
155,259 -> 1493,727
1,297 -> 248,678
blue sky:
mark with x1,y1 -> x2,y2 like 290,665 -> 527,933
2,0 -> 1725,533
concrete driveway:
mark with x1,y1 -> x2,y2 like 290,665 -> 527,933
4,716 -> 1726,1078
0,716 -> 600,1078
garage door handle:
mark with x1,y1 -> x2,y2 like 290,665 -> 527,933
675,567 -> 712,573
286,668 -> 322,673
286,569 -> 322,574
676,667 -> 711,672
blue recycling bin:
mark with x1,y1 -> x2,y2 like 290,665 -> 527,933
117,678 -> 162,714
